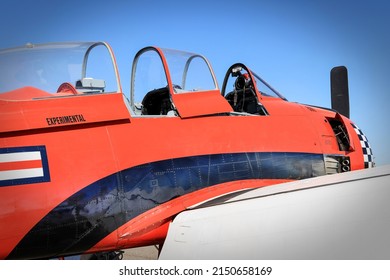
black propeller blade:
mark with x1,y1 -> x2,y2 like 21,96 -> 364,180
331,66 -> 350,118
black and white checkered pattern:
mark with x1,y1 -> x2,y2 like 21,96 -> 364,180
351,123 -> 375,168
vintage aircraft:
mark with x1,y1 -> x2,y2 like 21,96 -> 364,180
0,41 -> 374,259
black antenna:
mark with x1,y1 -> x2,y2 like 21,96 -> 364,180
331,66 -> 350,118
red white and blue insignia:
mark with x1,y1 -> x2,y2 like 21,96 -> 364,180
0,146 -> 50,187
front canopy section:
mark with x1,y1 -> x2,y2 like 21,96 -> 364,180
0,42 -> 122,98
221,63 -> 286,115
130,47 -> 231,118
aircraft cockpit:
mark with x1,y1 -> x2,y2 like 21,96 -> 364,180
1,42 -> 287,119
221,63 -> 287,115
130,47 -> 232,118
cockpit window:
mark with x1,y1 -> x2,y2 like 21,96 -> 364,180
130,47 -> 221,116
0,42 -> 121,95
221,64 -> 286,101
83,44 -> 118,93
220,63 -> 287,115
252,71 -> 286,100
131,49 -> 167,105
162,49 -> 217,93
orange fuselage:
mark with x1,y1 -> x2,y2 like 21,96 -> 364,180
0,86 -> 368,259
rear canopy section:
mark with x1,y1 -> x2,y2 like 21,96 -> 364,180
130,47 -> 232,118
0,41 -> 122,97
0,42 -> 129,133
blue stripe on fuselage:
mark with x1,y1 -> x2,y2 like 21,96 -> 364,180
7,152 -> 325,259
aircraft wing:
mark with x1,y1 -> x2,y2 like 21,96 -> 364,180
159,165 -> 390,259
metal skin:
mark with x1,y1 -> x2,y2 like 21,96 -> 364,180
0,42 -> 373,259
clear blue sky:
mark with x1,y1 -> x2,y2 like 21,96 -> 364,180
2,0 -> 389,165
